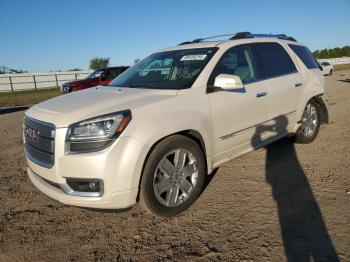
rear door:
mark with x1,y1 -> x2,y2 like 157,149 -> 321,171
253,42 -> 302,126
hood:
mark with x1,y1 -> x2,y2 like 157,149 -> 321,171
26,86 -> 178,127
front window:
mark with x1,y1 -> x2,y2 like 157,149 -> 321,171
110,48 -> 217,89
86,69 -> 104,79
208,45 -> 262,85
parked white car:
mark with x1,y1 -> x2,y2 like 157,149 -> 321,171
24,32 -> 328,217
320,61 -> 334,75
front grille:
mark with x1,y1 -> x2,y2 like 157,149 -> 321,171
24,116 -> 55,168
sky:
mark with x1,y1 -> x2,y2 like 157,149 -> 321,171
1,0 -> 349,72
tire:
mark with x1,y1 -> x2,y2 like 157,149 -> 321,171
329,69 -> 333,76
294,99 -> 321,144
139,135 -> 206,217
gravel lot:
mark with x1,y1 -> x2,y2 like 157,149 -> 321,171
0,71 -> 349,261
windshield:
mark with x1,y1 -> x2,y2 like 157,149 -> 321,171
86,69 -> 103,79
110,48 -> 217,89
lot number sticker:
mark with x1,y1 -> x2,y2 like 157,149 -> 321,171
180,54 -> 207,61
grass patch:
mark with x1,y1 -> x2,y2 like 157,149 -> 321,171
0,88 -> 60,107
334,64 -> 350,71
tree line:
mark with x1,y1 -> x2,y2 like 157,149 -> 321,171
313,45 -> 350,59
9,46 -> 350,73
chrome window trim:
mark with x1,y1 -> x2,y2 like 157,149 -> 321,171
206,41 -> 300,93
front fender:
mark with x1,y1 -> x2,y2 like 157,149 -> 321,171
128,109 -> 214,173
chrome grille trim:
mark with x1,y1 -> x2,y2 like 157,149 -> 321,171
24,116 -> 56,168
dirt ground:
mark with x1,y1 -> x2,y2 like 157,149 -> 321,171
0,71 -> 349,262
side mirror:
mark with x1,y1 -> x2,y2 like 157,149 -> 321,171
214,74 -> 244,90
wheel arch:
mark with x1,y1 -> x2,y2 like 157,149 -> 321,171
312,95 -> 329,124
135,130 -> 211,203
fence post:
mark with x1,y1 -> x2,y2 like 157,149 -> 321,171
33,75 -> 37,91
55,74 -> 58,88
75,73 -> 77,80
9,76 -> 14,92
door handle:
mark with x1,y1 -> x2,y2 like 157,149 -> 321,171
256,91 -> 268,98
295,82 -> 303,87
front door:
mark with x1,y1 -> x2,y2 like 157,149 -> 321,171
207,44 -> 270,163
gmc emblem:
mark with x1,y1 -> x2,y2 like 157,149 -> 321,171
25,127 -> 40,142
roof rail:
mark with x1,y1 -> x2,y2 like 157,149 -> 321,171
229,32 -> 297,42
178,33 -> 237,45
178,32 -> 297,45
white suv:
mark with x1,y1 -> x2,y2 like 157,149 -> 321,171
24,32 -> 328,217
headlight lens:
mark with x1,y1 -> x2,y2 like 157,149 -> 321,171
66,110 -> 131,153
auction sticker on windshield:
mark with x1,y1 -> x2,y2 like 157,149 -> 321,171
180,54 -> 207,61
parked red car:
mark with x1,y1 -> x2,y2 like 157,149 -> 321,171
60,66 -> 129,93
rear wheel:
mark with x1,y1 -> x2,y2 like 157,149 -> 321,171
139,135 -> 206,217
294,99 -> 320,144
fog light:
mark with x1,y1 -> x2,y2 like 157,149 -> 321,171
66,178 -> 102,193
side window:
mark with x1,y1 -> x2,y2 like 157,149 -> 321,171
209,45 -> 261,85
253,43 -> 297,78
102,71 -> 113,80
288,44 -> 319,69
118,67 -> 128,74
110,69 -> 119,78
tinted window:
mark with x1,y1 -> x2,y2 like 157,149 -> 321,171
110,69 -> 119,78
253,43 -> 297,78
209,45 -> 262,85
102,71 -> 113,80
288,44 -> 319,69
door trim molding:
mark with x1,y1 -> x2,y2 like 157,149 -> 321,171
219,110 -> 296,140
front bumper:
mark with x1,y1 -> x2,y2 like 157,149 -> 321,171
26,133 -> 149,209
28,168 -> 138,208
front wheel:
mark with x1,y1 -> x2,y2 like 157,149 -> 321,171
139,135 -> 206,217
294,99 -> 321,144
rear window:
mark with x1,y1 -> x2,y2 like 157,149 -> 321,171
288,44 -> 319,69
253,43 -> 297,78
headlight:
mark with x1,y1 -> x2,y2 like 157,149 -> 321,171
66,110 -> 131,153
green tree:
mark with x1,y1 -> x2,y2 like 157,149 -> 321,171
313,45 -> 350,59
89,57 -> 110,70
